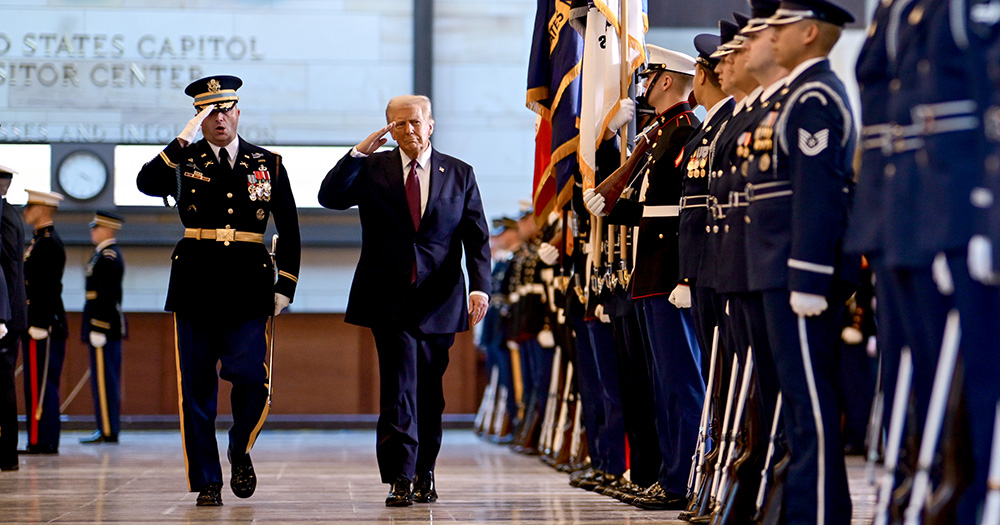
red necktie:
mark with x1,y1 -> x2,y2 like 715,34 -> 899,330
405,159 -> 421,230
406,159 -> 421,283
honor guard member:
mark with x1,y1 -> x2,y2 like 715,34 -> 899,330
675,33 -> 735,384
136,75 -> 301,506
0,165 -> 26,471
20,190 -> 67,454
586,46 -> 705,510
846,0 -> 945,464
81,211 -> 125,445
743,2 -> 858,523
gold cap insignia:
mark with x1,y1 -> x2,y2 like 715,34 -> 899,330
207,79 -> 221,93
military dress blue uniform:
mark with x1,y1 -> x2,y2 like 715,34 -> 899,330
743,3 -> 859,522
678,33 -> 735,383
0,190 -> 27,470
605,95 -> 705,499
847,0 -> 947,458
81,214 -> 126,443
22,221 -> 67,453
136,76 -> 301,496
913,0 -> 1000,518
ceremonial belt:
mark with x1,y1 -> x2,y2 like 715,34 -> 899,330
516,283 -> 546,295
746,181 -> 793,202
863,100 -> 979,154
680,195 -> 711,209
711,192 -> 750,219
184,228 -> 264,244
860,123 -> 922,153
642,205 -> 681,218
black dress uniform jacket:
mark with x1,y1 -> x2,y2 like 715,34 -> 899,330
679,98 -> 735,287
24,225 -> 66,336
605,101 -> 700,298
0,199 -> 26,332
136,137 -> 301,317
82,242 -> 125,342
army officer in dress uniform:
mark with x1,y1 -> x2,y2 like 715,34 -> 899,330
20,190 -> 67,454
81,211 -> 125,445
137,75 -> 301,507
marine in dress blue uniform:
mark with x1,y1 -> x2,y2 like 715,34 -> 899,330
589,46 -> 705,509
81,211 -> 126,445
0,165 -> 26,471
136,75 -> 301,506
744,2 -> 858,523
20,190 -> 67,454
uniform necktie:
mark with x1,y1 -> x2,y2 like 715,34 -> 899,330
219,148 -> 231,173
405,159 -> 421,230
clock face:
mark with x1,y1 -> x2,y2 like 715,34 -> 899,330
58,150 -> 108,201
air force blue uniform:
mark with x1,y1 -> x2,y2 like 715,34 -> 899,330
744,55 -> 858,525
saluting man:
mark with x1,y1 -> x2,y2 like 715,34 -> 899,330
81,211 -> 125,446
137,75 -> 301,506
20,190 -> 67,454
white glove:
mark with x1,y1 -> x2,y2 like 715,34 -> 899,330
969,235 -> 996,283
178,105 -> 214,144
537,329 -> 555,348
274,293 -> 291,316
841,326 -> 863,345
89,331 -> 107,348
790,291 -> 828,317
583,188 -> 607,217
0,323 -> 7,339
593,304 -> 611,324
668,284 -> 692,308
931,252 -> 954,295
538,243 -> 559,265
27,327 -> 47,340
607,98 -> 635,132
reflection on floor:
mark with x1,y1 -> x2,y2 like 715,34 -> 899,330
0,430 -> 875,523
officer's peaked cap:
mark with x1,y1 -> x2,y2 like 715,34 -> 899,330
185,75 -> 242,111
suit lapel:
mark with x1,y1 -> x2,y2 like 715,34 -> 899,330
422,149 -> 447,227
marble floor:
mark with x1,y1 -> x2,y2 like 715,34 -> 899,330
0,430 -> 876,523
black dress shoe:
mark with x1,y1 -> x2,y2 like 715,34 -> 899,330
196,483 -> 223,506
19,445 -> 58,455
80,432 -> 118,444
633,483 -> 689,510
0,462 -> 18,471
412,471 -> 437,503
385,475 -> 412,507
228,448 -> 257,498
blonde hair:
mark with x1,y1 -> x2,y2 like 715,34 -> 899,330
386,95 -> 433,123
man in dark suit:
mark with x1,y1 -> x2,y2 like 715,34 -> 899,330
20,190 -> 67,455
137,75 -> 301,506
0,165 -> 25,472
80,211 -> 126,445
318,94 -> 491,507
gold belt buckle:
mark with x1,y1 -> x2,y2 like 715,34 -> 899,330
217,227 -> 236,246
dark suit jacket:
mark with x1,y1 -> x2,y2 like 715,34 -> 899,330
318,147 -> 492,335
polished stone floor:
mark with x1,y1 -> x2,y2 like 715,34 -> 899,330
0,430 -> 876,523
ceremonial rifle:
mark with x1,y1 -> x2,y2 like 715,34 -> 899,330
979,401 -> 1000,525
874,347 -> 914,525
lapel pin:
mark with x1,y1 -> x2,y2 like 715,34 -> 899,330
438,166 -> 444,172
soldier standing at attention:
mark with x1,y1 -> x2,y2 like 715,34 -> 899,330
137,75 -> 301,506
80,211 -> 125,446
743,1 -> 858,523
20,190 -> 67,455
0,165 -> 26,472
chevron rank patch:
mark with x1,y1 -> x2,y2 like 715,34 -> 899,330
799,128 -> 829,156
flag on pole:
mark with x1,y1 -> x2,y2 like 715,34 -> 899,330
578,0 -> 647,190
527,0 -> 586,225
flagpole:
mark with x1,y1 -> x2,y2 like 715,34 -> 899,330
619,0 -> 630,166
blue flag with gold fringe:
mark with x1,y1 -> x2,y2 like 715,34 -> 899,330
526,0 -> 585,224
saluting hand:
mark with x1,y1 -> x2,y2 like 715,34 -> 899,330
178,105 -> 214,146
355,122 -> 396,155
468,293 -> 488,327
